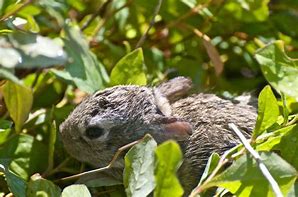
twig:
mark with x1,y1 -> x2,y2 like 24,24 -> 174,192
281,93 -> 289,125
135,0 -> 163,48
228,123 -> 283,197
57,138 -> 142,182
286,115 -> 298,126
81,0 -> 112,31
90,0 -> 133,38
166,1 -> 211,29
44,157 -> 71,177
0,0 -> 33,22
186,24 -> 223,76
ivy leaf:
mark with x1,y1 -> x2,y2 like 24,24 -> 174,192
124,134 -> 156,197
110,48 -> 147,86
154,140 -> 184,197
2,81 -> 33,133
253,85 -> 279,138
205,152 -> 297,196
255,40 -> 298,100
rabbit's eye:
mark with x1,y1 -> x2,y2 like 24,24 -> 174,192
85,126 -> 105,139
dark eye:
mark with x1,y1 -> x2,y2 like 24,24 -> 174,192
156,107 -> 164,115
85,127 -> 105,139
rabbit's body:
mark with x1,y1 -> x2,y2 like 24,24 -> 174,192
172,93 -> 256,190
60,77 -> 257,193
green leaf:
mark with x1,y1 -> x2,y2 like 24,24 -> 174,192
154,140 -> 184,197
275,124 -> 298,169
0,134 -> 48,180
63,24 -> 109,93
110,48 -> 147,86
28,72 -> 66,109
255,40 -> 298,100
0,32 -> 67,68
253,85 -> 279,137
26,174 -> 61,197
287,180 -> 298,197
0,44 -> 22,68
256,124 -> 297,151
0,120 -> 12,145
0,0 -> 19,17
61,184 -> 91,197
205,152 -> 297,196
0,159 -> 27,197
45,121 -> 57,174
197,153 -> 220,186
2,81 -> 33,132
124,134 -> 157,197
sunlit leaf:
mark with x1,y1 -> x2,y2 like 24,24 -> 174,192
205,152 -> 297,196
154,140 -> 184,197
287,181 -> 298,197
0,120 -> 12,145
197,153 -> 220,186
110,48 -> 147,86
255,40 -> 298,100
62,24 -> 109,93
124,134 -> 156,197
2,81 -> 33,132
0,42 -> 22,68
0,0 -> 21,19
0,32 -> 67,68
61,184 -> 91,197
253,85 -> 279,137
256,124 -> 297,151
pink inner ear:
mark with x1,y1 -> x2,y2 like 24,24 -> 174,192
163,121 -> 193,137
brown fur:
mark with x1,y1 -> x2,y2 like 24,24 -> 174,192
59,77 -> 257,193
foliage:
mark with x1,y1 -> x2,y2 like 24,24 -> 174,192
1,0 -> 298,196
124,135 -> 156,197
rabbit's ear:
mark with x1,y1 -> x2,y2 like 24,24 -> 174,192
156,77 -> 192,103
153,88 -> 172,116
161,117 -> 192,140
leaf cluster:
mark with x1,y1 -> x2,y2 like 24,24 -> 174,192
1,0 -> 298,196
